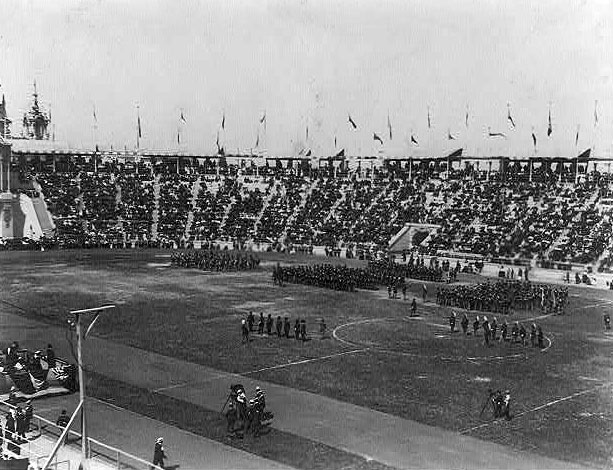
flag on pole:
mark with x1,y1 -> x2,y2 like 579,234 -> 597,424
305,149 -> 312,157
387,114 -> 393,140
373,132 -> 383,144
335,148 -> 345,157
427,106 -> 431,129
547,107 -> 552,137
306,126 -> 309,141
255,132 -> 259,148
177,130 -> 180,145
575,125 -> 580,147
411,134 -> 419,146
260,111 -> 266,124
180,110 -> 187,124
594,100 -> 598,127
221,113 -> 225,130
138,114 -> 142,138
334,135 -> 337,148
532,130 -> 537,151
348,114 -> 357,129
507,103 -> 515,129
488,127 -> 506,139
447,129 -> 456,140
93,106 -> 98,124
465,105 -> 469,128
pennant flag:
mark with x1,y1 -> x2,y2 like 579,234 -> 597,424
180,110 -> 187,124
348,114 -> 357,129
575,125 -> 580,147
507,103 -> 515,128
594,100 -> 598,127
305,149 -> 312,157
222,113 -> 225,130
334,135 -> 337,148
547,107 -> 552,137
532,130 -> 537,150
255,132 -> 259,148
373,132 -> 383,144
411,134 -> 419,146
387,114 -> 393,140
447,129 -> 456,140
93,106 -> 98,124
577,148 -> 591,160
335,148 -> 345,157
216,131 -> 220,152
465,105 -> 469,128
260,111 -> 266,124
306,126 -> 309,141
138,115 -> 142,138
488,127 -> 506,139
177,130 -> 180,145
447,148 -> 463,158
427,106 -> 431,129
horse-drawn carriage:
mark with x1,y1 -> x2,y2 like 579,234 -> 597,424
0,345 -> 77,399
223,384 -> 274,437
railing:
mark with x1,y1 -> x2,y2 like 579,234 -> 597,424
0,401 -> 162,470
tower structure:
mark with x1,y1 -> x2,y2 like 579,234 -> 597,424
0,94 -> 11,139
22,81 -> 51,140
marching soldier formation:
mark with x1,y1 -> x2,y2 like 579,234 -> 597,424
171,249 -> 260,272
437,280 -> 568,314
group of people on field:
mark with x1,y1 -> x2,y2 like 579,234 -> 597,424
224,384 -> 271,438
242,311 -> 327,343
437,280 -> 568,315
171,249 -> 260,272
449,311 -> 546,348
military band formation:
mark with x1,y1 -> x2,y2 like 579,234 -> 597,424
171,249 -> 260,271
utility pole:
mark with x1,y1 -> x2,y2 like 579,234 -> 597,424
67,305 -> 116,470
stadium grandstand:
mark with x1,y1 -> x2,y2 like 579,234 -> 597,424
1,135 -> 612,273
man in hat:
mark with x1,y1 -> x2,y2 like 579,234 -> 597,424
46,344 -> 56,368
153,437 -> 166,468
276,316 -> 283,337
461,313 -> 469,335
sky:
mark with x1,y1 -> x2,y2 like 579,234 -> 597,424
1,0 -> 612,157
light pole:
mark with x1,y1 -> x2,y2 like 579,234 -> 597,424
42,305 -> 115,470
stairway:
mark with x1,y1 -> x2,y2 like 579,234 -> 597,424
253,179 -> 278,240
151,174 -> 161,241
281,178 -> 318,243
184,176 -> 201,241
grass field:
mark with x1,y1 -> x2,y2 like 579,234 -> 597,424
1,249 -> 613,468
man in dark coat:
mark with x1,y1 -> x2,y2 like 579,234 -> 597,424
153,437 -> 166,468
258,313 -> 265,335
266,314 -> 274,335
276,316 -> 283,337
283,317 -> 291,338
294,319 -> 301,340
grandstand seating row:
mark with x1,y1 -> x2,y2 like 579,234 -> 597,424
7,160 -> 613,270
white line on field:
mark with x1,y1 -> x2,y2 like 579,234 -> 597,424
152,348 -> 368,393
153,382 -> 190,393
578,301 -> 613,309
460,382 -> 612,435
243,348 -> 369,375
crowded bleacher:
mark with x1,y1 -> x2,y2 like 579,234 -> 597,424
4,154 -> 613,278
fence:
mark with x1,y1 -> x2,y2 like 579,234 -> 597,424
0,401 -> 162,470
